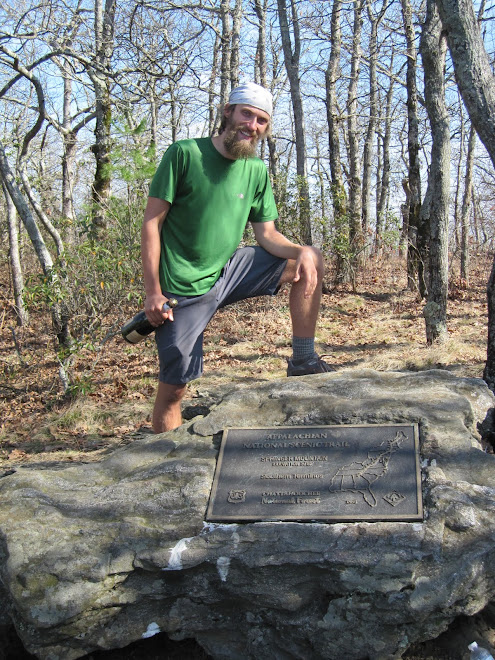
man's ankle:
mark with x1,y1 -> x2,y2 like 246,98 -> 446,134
152,406 -> 182,433
292,336 -> 315,361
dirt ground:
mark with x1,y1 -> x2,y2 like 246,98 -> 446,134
1,252 -> 494,659
0,253 -> 490,468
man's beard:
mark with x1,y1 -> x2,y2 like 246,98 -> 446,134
222,121 -> 262,159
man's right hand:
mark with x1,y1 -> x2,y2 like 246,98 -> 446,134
144,294 -> 175,327
141,197 -> 172,327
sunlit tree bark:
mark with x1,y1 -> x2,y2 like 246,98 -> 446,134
209,30 -> 221,135
0,45 -> 65,256
61,63 -> 77,224
0,142 -> 70,349
277,0 -> 312,245
253,0 -> 281,204
432,0 -> 495,386
346,0 -> 365,268
362,0 -> 387,247
3,181 -> 28,326
375,53 -> 395,253
457,1 -> 485,284
230,0 -> 242,87
460,124 -> 476,284
325,0 -> 348,280
90,0 -> 116,235
400,0 -> 424,295
420,0 -> 450,344
219,0 -> 234,104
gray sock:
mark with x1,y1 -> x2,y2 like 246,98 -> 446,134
292,336 -> 315,362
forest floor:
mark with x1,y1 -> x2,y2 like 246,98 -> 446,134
0,252 -> 490,468
0,251 -> 494,659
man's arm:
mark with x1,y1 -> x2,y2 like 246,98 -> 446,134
141,196 -> 173,326
252,220 -> 320,298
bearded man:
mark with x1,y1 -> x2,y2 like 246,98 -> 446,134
141,82 -> 333,433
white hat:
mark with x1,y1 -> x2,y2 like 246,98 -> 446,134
228,82 -> 273,117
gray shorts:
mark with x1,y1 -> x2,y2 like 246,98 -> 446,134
155,246 -> 287,384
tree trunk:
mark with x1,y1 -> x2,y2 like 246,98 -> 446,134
62,131 -> 77,225
400,178 -> 410,257
376,54 -> 395,253
60,58 -> 76,224
460,124 -> 476,283
325,0 -> 348,281
0,148 -> 54,274
0,141 -> 70,347
362,0 -> 386,246
401,0 -> 424,294
487,258 -> 495,391
472,189 -> 481,248
3,181 -> 28,326
219,0 -> 233,105
432,0 -> 495,385
277,0 -> 312,245
436,0 -> 495,163
230,0 -> 242,87
315,134 -> 327,226
253,0 -> 281,205
420,0 -> 451,345
18,155 -> 65,257
90,0 -> 116,235
254,0 -> 268,84
209,30 -> 221,135
347,0 -> 365,270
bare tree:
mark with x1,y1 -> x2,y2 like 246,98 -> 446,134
0,44 -> 65,256
0,20 -> 73,353
3,181 -> 28,326
431,0 -> 495,386
208,30 -> 222,135
277,0 -> 312,245
400,0 -> 424,295
346,0 -> 366,267
218,0 -> 240,103
457,0 -> 485,284
460,124 -> 476,283
125,2 -> 203,142
0,142 -> 70,352
230,0 -> 243,87
419,0 -> 450,344
61,62 -> 77,224
375,53 -> 396,253
253,0 -> 281,204
362,0 -> 387,246
90,0 -> 116,235
325,0 -> 348,281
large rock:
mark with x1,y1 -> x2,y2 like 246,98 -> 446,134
0,370 -> 494,660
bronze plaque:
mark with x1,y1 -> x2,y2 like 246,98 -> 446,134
206,424 -> 423,522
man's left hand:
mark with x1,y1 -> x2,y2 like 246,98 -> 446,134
292,246 -> 320,298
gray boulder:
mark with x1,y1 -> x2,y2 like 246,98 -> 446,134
0,369 -> 494,660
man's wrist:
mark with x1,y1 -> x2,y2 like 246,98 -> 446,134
144,286 -> 164,297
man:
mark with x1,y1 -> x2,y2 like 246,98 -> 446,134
141,82 -> 333,433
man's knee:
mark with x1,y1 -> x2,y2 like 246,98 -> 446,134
281,246 -> 324,284
310,246 -> 324,276
153,382 -> 187,433
157,381 -> 187,405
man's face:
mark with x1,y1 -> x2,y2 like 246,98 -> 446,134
222,104 -> 271,159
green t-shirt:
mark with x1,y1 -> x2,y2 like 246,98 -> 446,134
148,137 -> 278,296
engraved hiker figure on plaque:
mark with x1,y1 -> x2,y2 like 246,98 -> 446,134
206,424 -> 422,522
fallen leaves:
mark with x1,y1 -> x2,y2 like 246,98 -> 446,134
7,449 -> 28,461
0,253 -> 490,469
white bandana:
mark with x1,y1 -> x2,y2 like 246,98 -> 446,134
228,82 -> 273,117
